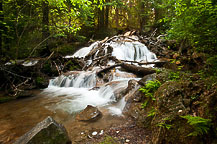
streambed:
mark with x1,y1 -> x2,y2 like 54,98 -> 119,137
0,35 -> 158,143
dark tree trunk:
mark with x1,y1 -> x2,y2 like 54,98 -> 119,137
139,0 -> 146,32
41,0 -> 50,56
115,7 -> 119,28
98,6 -> 105,29
153,1 -> 163,34
0,0 -> 3,56
105,0 -> 110,29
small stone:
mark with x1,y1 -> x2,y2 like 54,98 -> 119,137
126,139 -> 130,143
76,105 -> 102,122
92,131 -> 97,136
116,131 -> 120,133
178,110 -> 182,113
81,132 -> 84,135
99,130 -> 104,135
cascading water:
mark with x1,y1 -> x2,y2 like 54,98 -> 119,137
109,41 -> 157,62
0,36 -> 159,143
43,37 -> 157,116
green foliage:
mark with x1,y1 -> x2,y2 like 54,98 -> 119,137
168,71 -> 180,81
157,117 -> 173,130
139,80 -> 161,101
141,99 -> 149,108
42,61 -> 52,74
164,0 -> 217,55
181,115 -> 211,136
99,136 -> 118,144
154,68 -> 162,74
157,122 -> 172,130
0,96 -> 15,103
206,55 -> 217,76
140,80 -> 161,109
36,76 -> 44,85
65,60 -> 79,71
147,107 -> 157,117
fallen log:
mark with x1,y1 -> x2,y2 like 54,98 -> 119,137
97,63 -> 122,77
119,60 -> 168,67
121,63 -> 156,77
97,62 -> 157,77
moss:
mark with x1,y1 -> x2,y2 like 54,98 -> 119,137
0,96 -> 15,103
35,76 -> 48,88
65,60 -> 80,71
98,136 -> 119,144
53,43 -> 75,56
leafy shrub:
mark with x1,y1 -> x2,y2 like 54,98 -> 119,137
139,80 -> 161,101
168,71 -> 180,81
181,115 -> 211,136
140,80 -> 161,108
147,107 -> 157,117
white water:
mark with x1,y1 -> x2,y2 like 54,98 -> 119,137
110,41 -> 157,62
43,78 -> 129,115
65,42 -> 100,58
44,39 -> 157,116
50,71 -> 97,88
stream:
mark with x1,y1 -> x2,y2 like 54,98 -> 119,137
0,36 -> 157,143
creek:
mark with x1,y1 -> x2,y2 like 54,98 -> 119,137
0,36 -> 157,143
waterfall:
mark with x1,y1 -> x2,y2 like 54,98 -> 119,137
65,42 -> 100,58
44,38 -> 157,116
110,41 -> 157,62
50,72 -> 97,88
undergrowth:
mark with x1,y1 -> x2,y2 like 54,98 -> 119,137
139,80 -> 161,108
181,115 -> 211,137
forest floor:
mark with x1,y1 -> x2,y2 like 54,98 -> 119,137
84,117 -> 150,144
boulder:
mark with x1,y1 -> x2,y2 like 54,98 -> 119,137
76,105 -> 102,122
14,116 -> 71,144
138,73 -> 156,86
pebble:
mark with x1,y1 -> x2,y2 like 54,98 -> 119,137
99,130 -> 104,135
80,132 -> 84,135
178,110 -> 182,113
92,131 -> 98,136
126,139 -> 130,143
116,131 -> 120,133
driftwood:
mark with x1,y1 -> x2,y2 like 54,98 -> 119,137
121,63 -> 156,77
119,60 -> 168,67
97,63 -> 122,77
97,62 -> 157,77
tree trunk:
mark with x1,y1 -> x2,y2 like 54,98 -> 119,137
139,0 -> 146,32
105,0 -> 110,29
41,0 -> 50,56
115,7 -> 119,28
0,0 -> 3,56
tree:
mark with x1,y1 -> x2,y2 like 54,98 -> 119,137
41,0 -> 50,56
0,0 -> 3,56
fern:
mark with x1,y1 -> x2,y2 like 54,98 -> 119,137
181,115 -> 211,136
139,80 -> 161,101
147,107 -> 157,117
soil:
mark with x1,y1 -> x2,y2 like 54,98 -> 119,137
83,117 -> 151,144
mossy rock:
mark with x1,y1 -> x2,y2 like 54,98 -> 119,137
14,116 -> 71,144
35,76 -> 49,89
0,96 -> 15,103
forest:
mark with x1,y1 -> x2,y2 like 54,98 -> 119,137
0,0 -> 217,143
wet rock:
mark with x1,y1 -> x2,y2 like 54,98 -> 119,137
14,116 -> 71,144
138,73 -> 156,86
35,75 -> 49,89
0,96 -> 16,103
16,91 -> 35,99
76,105 -> 102,122
125,80 -> 142,102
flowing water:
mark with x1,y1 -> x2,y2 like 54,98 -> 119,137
0,37 -> 157,143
